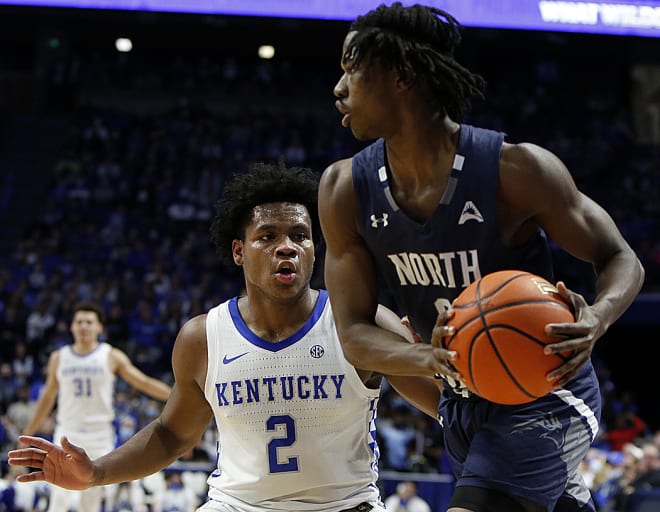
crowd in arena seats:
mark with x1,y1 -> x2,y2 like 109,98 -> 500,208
1,27 -> 660,510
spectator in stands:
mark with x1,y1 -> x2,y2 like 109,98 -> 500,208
384,480 -> 432,512
4,385 -> 36,446
610,440 -> 660,511
378,405 -> 417,472
606,408 -> 648,452
0,363 -> 18,414
152,471 -> 198,512
10,342 -> 34,386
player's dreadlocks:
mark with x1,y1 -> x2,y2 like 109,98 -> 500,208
345,2 -> 485,121
210,162 -> 320,265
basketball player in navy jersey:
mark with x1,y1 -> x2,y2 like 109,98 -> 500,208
10,163 -> 440,512
318,3 -> 644,512
21,301 -> 172,512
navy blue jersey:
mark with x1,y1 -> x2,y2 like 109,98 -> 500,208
352,124 -> 601,511
352,124 -> 553,345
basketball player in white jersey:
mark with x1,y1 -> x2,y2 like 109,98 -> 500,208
21,301 -> 172,512
9,163 -> 441,512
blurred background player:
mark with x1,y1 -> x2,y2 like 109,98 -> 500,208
21,300 -> 171,512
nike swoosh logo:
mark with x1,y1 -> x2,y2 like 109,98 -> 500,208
222,352 -> 249,364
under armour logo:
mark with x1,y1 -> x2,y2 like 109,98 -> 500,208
458,201 -> 484,225
370,213 -> 389,228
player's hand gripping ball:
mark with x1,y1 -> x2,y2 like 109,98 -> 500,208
445,270 -> 574,404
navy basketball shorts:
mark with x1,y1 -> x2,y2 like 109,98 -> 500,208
438,365 -> 601,511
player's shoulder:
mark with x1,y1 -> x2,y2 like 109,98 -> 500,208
320,157 -> 353,188
48,347 -> 63,366
500,141 -> 563,174
175,314 -> 208,349
108,344 -> 131,369
172,314 -> 208,373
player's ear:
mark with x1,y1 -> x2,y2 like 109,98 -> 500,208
396,66 -> 416,89
232,239 -> 244,266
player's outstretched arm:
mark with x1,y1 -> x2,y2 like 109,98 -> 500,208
113,347 -> 172,401
9,435 -> 94,490
89,315 -> 213,485
13,315 -> 213,488
21,351 -> 60,438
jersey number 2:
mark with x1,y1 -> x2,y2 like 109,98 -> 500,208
266,415 -> 298,473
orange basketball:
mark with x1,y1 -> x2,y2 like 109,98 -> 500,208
445,270 -> 574,405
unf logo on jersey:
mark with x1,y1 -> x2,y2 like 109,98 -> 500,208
458,201 -> 484,225
370,213 -> 389,228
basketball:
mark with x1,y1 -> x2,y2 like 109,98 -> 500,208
444,270 -> 574,405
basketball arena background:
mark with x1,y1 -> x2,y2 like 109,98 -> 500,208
0,1 -> 659,510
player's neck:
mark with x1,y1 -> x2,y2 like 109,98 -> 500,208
386,115 -> 459,182
239,288 -> 319,342
72,339 -> 100,355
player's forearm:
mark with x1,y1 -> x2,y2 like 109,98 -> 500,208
341,323 -> 436,377
22,394 -> 56,436
143,378 -> 172,401
90,418 -> 189,486
592,250 -> 644,329
386,375 -> 442,418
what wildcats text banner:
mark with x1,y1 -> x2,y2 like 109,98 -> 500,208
2,0 -> 660,38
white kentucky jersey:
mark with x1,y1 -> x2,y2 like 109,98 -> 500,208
203,290 -> 382,512
56,342 -> 115,432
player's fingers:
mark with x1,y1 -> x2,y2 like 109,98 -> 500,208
16,471 -> 46,483
17,435 -> 56,451
431,323 -> 455,349
544,335 -> 591,355
8,447 -> 48,459
545,321 -> 589,339
433,301 -> 454,324
61,436 -> 87,460
8,454 -> 45,468
546,352 -> 588,385
556,281 -> 588,312
433,366 -> 462,382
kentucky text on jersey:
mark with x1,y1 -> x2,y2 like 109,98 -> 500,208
214,373 -> 346,406
61,366 -> 104,376
387,249 -> 481,287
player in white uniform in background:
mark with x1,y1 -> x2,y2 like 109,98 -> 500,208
9,163 -> 441,512
21,301 -> 172,512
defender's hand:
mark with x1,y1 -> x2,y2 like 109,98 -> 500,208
8,435 -> 95,491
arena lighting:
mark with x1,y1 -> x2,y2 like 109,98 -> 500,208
115,37 -> 132,52
258,45 -> 275,59
2,0 -> 660,37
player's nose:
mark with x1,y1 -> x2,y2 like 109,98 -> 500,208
275,236 -> 298,256
333,73 -> 347,98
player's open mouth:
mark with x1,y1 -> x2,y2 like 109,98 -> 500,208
276,264 -> 296,282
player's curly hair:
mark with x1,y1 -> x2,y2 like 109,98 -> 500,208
345,2 -> 485,121
210,162 -> 320,265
